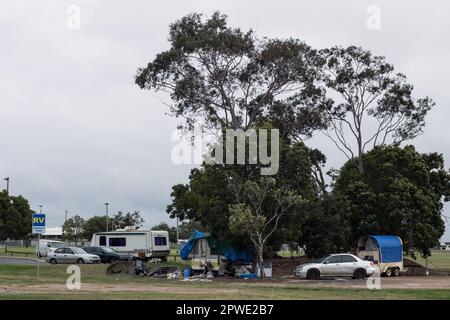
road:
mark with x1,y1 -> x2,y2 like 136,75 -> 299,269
0,257 -> 39,265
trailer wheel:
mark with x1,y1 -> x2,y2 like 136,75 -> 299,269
385,268 -> 393,277
393,267 -> 400,277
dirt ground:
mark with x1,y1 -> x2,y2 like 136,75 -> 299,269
0,283 -> 238,295
1,276 -> 450,295
286,276 -> 450,289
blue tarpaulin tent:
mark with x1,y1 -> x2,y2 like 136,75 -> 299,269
180,230 -> 252,263
368,235 -> 403,263
179,229 -> 207,260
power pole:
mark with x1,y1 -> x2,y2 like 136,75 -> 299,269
104,203 -> 109,232
3,177 -> 9,194
176,216 -> 179,249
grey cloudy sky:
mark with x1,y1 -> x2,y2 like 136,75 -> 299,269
1,0 -> 449,240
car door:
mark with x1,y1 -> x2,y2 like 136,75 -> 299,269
52,248 -> 65,263
64,248 -> 76,263
93,247 -> 106,262
340,255 -> 359,276
321,255 -> 342,276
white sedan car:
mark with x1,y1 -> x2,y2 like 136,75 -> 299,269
46,247 -> 101,264
294,253 -> 376,279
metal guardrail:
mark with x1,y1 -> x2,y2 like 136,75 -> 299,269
3,250 -> 35,258
1,245 -> 35,258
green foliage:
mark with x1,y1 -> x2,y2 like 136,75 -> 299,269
228,177 -> 304,272
0,191 -> 33,240
149,12 -> 445,260
333,145 -> 449,257
178,220 -> 203,239
83,216 -> 107,240
320,46 -> 434,173
150,220 -> 203,243
229,204 -> 258,235
300,194 -> 352,258
62,215 -> 86,244
135,11 -> 327,136
167,140 -> 316,249
111,211 -> 144,230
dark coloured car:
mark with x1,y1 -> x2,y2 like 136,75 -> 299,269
83,246 -> 131,263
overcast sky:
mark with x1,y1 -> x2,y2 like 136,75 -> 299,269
1,0 -> 449,241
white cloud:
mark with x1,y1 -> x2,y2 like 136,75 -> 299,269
1,0 -> 449,240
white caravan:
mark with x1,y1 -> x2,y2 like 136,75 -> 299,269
90,227 -> 170,260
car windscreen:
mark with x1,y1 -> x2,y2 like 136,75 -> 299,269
103,247 -> 117,253
72,247 -> 86,254
315,255 -> 331,263
50,242 -> 64,248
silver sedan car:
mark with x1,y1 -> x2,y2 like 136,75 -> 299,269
46,247 -> 101,264
294,253 -> 376,279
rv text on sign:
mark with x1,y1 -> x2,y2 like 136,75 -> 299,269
32,213 -> 46,234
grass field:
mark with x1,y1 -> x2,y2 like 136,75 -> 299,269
3,245 -> 450,270
3,288 -> 450,300
407,251 -> 450,272
1,264 -> 450,300
2,244 -> 450,300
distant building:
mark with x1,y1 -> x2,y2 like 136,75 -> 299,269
43,226 -> 63,240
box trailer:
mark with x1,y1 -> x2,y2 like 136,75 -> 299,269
357,235 -> 406,277
90,227 -> 170,261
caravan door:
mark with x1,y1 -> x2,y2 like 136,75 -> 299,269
149,231 -> 170,256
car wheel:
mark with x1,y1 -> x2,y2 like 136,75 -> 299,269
385,268 -> 393,277
50,258 -> 57,265
77,258 -> 85,264
353,268 -> 367,279
306,269 -> 320,280
393,267 -> 400,277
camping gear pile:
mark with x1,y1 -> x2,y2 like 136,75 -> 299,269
179,229 -> 253,276
106,260 -> 149,276
105,260 -> 217,281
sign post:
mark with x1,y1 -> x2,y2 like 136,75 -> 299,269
32,213 -> 46,281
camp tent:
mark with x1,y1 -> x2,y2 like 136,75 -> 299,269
180,230 -> 252,263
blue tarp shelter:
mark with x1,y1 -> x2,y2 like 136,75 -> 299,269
368,235 -> 403,263
179,229 -> 206,260
180,229 -> 252,263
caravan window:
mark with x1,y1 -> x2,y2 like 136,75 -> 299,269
99,236 -> 106,246
154,236 -> 167,246
109,237 -> 126,247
